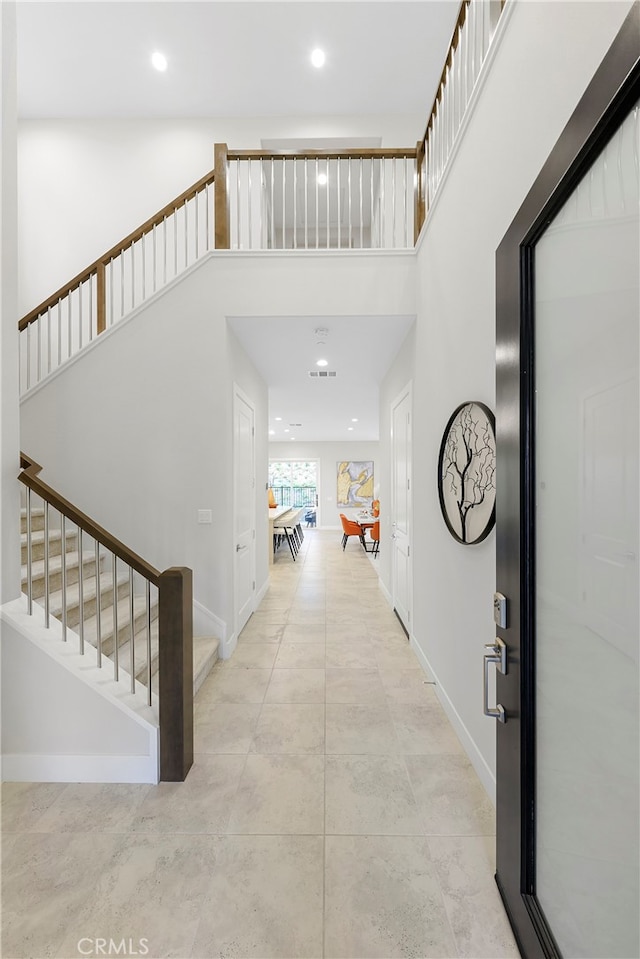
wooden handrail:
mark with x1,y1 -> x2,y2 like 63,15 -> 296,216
227,147 -> 418,161
19,168 -> 216,331
18,453 -> 161,584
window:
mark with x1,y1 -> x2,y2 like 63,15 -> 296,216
268,461 -> 318,508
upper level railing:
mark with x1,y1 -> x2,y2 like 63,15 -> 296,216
19,170 -> 216,394
416,0 -> 503,229
18,0 -> 505,394
214,144 -> 418,251
19,453 -> 193,782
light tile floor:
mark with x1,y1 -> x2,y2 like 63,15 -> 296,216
1,530 -> 520,959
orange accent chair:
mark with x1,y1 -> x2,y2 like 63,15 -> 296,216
340,513 -> 365,551
371,499 -> 380,518
369,521 -> 380,557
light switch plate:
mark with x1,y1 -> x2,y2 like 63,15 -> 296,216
198,510 -> 212,524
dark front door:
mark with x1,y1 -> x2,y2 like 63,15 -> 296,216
493,7 -> 639,958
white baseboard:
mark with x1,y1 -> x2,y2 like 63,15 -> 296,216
255,580 -> 269,604
409,635 -> 496,805
220,632 -> 237,660
1,752 -> 158,784
378,577 -> 393,606
193,599 -> 226,642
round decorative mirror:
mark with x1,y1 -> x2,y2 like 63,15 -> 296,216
437,401 -> 496,545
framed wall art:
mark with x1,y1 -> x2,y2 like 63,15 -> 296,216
437,401 -> 496,544
337,461 -> 374,507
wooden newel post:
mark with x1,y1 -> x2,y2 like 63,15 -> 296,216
158,566 -> 193,782
214,142 -> 230,249
96,261 -> 106,334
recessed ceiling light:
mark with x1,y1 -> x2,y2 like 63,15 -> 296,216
351,418 -> 358,422
151,51 -> 168,72
311,48 -> 326,68
316,358 -> 328,367
290,437 -> 296,441
269,430 -> 275,435
275,417 -> 282,421
348,427 -> 354,431
284,429 -> 290,433
317,172 -> 327,186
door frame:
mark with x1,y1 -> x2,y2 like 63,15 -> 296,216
390,380 -> 413,634
494,6 -> 640,957
233,383 -> 256,642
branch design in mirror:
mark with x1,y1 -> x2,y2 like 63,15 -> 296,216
438,401 -> 496,545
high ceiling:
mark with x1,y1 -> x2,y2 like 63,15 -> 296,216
17,2 -> 460,120
16,1 -> 458,442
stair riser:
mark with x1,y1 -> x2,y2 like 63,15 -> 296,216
20,511 -> 46,534
81,629 -> 159,688
21,532 -> 78,565
51,580 -> 131,629
82,608 -> 159,659
43,608 -> 159,684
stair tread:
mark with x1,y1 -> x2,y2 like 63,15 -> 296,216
22,527 -> 75,546
80,594 -> 159,634
43,572 -> 130,616
21,549 -> 104,582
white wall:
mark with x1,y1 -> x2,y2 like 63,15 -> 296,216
269,440 -> 380,530
1,598 -> 158,783
402,0 -> 636,799
20,251 -> 415,643
17,113 -> 422,316
0,2 -> 20,604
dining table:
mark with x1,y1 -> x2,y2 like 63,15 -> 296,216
356,511 -> 378,551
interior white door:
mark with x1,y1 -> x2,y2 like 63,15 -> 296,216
391,384 -> 412,633
234,387 -> 255,636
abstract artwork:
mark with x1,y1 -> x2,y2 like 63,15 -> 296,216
337,461 -> 374,507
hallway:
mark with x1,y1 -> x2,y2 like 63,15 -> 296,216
2,530 -> 519,959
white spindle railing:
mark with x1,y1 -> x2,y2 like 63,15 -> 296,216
102,187 -> 212,330
224,151 -> 416,252
19,172 -> 215,396
19,482 -> 160,705
419,0 -> 502,222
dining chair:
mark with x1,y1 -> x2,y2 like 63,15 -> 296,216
340,513 -> 366,550
369,520 -> 380,557
273,513 -> 299,561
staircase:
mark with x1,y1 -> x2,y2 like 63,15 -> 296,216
20,507 -> 219,695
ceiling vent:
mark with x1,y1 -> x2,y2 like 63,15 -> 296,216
308,370 -> 337,377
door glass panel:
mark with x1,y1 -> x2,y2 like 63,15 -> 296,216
534,104 -> 639,958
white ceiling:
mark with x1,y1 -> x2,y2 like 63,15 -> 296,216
16,1 -> 457,441
17,2 -> 461,120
